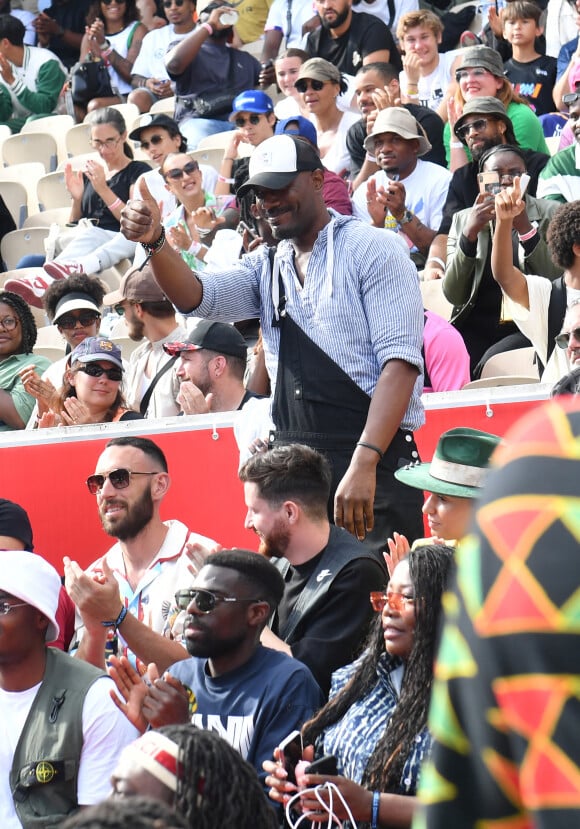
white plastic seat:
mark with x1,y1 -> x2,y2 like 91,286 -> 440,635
0,162 -> 44,214
2,132 -> 58,172
1,227 -> 50,270
22,114 -> 75,166
0,180 -> 28,228
65,123 -> 93,158
37,171 -> 71,211
149,96 -> 176,116
480,347 -> 539,379
24,207 -> 71,228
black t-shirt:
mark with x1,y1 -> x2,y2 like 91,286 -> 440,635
306,12 -> 402,76
438,148 -> 550,235
346,103 -> 446,176
44,0 -> 93,69
504,55 -> 557,117
81,160 -> 150,232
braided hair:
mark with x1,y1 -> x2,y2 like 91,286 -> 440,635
0,290 -> 37,353
158,725 -> 278,829
302,545 -> 455,798
61,797 -> 187,829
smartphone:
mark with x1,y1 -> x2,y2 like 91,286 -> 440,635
478,171 -> 501,196
237,220 -> 257,239
519,173 -> 531,197
279,730 -> 303,785
305,755 -> 338,775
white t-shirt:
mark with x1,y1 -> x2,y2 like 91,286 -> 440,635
264,0 -> 315,47
352,159 -> 451,253
399,49 -> 460,112
131,24 -> 190,81
0,676 -> 138,828
504,275 -> 580,383
352,0 -> 418,35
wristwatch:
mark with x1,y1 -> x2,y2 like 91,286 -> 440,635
398,209 -> 414,226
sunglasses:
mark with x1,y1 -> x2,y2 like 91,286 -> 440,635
455,67 -> 492,83
234,113 -> 262,128
174,588 -> 260,613
555,326 -> 580,349
0,601 -> 28,615
86,468 -> 159,494
455,117 -> 488,141
76,364 -> 123,382
563,92 -> 580,106
57,311 -> 100,330
140,134 -> 165,150
163,0 -> 185,5
0,315 -> 18,331
101,0 -> 126,4
369,590 -> 415,613
163,160 -> 199,181
295,78 -> 325,94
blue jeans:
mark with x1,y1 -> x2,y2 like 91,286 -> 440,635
17,254 -> 45,268
179,117 -> 234,150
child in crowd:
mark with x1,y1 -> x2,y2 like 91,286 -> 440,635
503,0 -> 556,115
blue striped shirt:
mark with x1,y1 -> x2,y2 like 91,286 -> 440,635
195,214 -> 424,431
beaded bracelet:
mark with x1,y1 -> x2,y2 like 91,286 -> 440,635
140,226 -> 166,266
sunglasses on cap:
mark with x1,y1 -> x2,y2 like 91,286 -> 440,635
86,468 -> 159,494
563,92 -> 580,106
295,78 -> 326,94
163,0 -> 185,6
455,117 -> 489,142
369,590 -> 415,613
174,588 -> 261,613
163,160 -> 199,181
76,364 -> 123,382
57,311 -> 100,330
234,113 -> 263,128
555,326 -> 580,349
140,134 -> 166,150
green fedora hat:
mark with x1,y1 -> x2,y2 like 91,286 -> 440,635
395,427 -> 501,498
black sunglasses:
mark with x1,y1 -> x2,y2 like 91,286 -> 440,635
555,327 -> 580,349
563,92 -> 580,106
455,117 -> 488,141
77,364 -> 123,382
101,0 -> 126,4
86,468 -> 159,494
57,311 -> 100,330
234,113 -> 262,128
174,588 -> 260,613
140,134 -> 165,150
163,160 -> 199,181
295,78 -> 325,94
163,0 -> 185,5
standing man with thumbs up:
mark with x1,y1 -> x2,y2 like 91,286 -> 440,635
65,436 -> 217,672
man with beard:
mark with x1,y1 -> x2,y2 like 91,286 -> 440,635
163,321 -> 262,415
120,134 -> 426,554
305,0 -> 401,77
424,97 -> 550,280
108,550 -> 323,778
103,265 -> 186,419
239,444 -> 385,694
65,436 -> 217,670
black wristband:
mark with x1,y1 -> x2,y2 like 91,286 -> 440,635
356,441 -> 384,460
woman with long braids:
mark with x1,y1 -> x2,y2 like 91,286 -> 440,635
110,724 -> 278,829
265,544 -> 454,827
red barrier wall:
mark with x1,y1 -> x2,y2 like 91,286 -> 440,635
0,394 -> 544,572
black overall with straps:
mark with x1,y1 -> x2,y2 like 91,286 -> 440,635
267,248 -> 424,550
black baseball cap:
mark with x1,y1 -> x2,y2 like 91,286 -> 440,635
129,113 -> 182,143
163,320 -> 248,359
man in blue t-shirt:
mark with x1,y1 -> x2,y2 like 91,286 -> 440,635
111,550 -> 323,779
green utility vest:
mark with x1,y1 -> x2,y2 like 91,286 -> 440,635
10,647 -> 105,829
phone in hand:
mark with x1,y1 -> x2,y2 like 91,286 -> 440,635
478,171 -> 501,196
279,730 -> 303,785
305,754 -> 338,775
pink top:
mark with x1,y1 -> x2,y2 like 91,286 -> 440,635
423,310 -> 471,393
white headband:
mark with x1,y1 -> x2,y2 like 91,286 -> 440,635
125,732 -> 181,792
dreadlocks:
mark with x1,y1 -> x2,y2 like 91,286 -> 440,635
302,545 -> 454,802
159,725 -> 278,829
61,796 -> 187,829
0,290 -> 37,353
